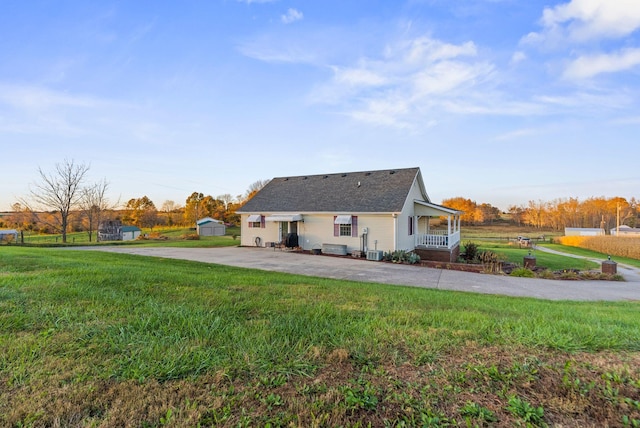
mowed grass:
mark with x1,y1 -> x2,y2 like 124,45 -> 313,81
473,241 -> 600,271
10,226 -> 241,248
1,248 -> 639,427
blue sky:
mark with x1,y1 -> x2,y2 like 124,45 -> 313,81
1,0 -> 639,212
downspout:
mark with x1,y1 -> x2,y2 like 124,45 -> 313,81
393,213 -> 398,250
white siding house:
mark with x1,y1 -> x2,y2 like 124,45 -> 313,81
237,167 -> 462,262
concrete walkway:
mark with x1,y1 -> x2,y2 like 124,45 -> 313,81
79,246 -> 640,302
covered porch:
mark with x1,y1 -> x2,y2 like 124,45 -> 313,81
412,201 -> 461,250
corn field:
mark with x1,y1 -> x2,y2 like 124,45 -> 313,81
557,236 -> 640,260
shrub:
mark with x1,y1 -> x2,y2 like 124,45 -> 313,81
510,268 -> 535,277
181,233 -> 200,240
479,250 -> 501,273
383,250 -> 420,264
462,241 -> 480,262
406,252 -> 421,265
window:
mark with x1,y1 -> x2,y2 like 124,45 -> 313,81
334,215 -> 358,237
339,223 -> 352,237
408,216 -> 414,236
247,214 -> 264,228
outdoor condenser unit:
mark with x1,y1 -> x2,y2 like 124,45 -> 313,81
366,250 -> 383,261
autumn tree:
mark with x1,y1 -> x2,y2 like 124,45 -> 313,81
24,159 -> 90,243
441,197 -> 477,225
184,192 -> 223,225
123,196 -> 158,229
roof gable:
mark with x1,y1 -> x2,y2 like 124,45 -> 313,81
238,167 -> 427,213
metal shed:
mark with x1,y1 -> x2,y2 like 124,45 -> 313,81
196,217 -> 226,236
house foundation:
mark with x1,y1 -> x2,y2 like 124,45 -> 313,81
414,245 -> 460,263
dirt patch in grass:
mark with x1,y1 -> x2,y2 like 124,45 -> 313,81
3,347 -> 638,427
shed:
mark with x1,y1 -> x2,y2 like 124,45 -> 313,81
0,229 -> 19,243
611,225 -> 640,236
564,227 -> 605,236
121,226 -> 142,241
197,217 -> 226,236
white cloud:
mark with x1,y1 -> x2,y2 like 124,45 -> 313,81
563,48 -> 640,79
510,51 -> 527,64
281,8 -> 303,24
308,36 -> 497,128
528,0 -> 640,44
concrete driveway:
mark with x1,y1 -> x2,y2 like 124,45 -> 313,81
80,246 -> 640,302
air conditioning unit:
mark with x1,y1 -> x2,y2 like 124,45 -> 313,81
366,250 -> 383,261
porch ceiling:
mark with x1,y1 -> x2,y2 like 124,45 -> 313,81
413,200 -> 460,217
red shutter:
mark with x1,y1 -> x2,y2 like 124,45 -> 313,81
334,216 -> 339,237
248,217 -> 253,228
351,216 -> 358,237
261,215 -> 265,228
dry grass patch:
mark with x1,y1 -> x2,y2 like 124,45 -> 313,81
558,235 -> 640,260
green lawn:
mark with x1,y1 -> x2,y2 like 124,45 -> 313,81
471,241 -> 600,271
1,248 -> 638,427
540,243 -> 640,269
9,226 -> 242,248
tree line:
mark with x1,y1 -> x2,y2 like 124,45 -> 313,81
2,159 -> 269,243
443,196 -> 639,232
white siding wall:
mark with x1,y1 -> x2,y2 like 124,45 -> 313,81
240,213 -> 396,253
240,215 -> 280,247
297,214 -> 395,253
395,177 -> 426,251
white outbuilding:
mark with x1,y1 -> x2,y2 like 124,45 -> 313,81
196,217 -> 226,236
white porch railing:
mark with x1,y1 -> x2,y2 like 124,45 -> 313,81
416,230 -> 461,249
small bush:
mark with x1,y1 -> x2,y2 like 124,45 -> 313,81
383,250 -> 420,264
462,241 -> 479,262
181,233 -> 200,240
510,268 -> 535,277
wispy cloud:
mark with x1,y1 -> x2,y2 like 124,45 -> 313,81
525,0 -> 640,44
308,35 -> 497,128
281,8 -> 303,24
563,48 -> 640,79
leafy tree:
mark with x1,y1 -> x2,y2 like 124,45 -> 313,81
24,159 -> 90,243
124,196 -> 158,229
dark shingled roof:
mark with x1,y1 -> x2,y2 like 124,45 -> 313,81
238,167 -> 426,213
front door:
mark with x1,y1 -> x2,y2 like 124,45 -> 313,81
279,222 -> 288,242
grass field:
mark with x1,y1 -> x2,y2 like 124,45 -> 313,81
470,241 -> 600,271
1,247 -> 638,427
7,226 -> 241,247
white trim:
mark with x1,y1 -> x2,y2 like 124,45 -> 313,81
247,214 -> 262,222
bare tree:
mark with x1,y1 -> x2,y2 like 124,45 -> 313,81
218,193 -> 234,211
26,159 -> 90,243
243,179 -> 271,202
80,178 -> 116,242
